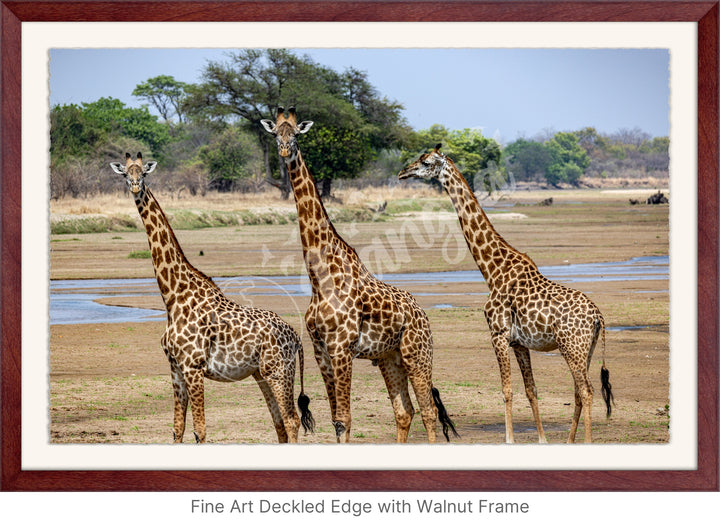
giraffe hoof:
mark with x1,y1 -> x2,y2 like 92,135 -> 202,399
194,432 -> 201,443
333,421 -> 346,438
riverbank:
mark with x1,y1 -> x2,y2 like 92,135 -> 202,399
51,256 -> 668,325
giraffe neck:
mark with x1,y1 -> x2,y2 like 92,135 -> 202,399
285,151 -> 360,283
441,161 -> 523,289
134,187 -> 215,309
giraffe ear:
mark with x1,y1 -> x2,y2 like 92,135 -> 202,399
260,119 -> 276,133
110,162 -> 126,175
297,121 -> 314,134
144,161 -> 158,174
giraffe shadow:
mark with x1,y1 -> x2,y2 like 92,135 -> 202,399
464,422 -> 569,434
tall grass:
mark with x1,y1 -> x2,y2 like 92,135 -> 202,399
49,183 -> 667,235
51,215 -> 139,235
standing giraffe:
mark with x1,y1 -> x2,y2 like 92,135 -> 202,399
398,145 -> 613,443
261,108 -> 457,443
110,153 -> 314,443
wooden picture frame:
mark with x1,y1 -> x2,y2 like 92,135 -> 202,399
1,0 -> 717,491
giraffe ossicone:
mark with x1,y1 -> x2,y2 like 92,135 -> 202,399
110,152 -> 314,444
399,145 -> 614,443
262,108 -> 458,443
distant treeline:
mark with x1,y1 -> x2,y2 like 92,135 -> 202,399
50,49 -> 668,199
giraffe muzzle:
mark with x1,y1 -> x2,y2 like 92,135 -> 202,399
126,176 -> 143,194
397,168 -> 413,180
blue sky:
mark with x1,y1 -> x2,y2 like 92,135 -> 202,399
49,48 -> 669,144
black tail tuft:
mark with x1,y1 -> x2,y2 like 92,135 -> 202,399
432,387 -> 459,441
298,392 -> 315,434
600,366 -> 615,419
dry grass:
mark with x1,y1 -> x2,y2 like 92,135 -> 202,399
50,185 -> 447,216
50,180 -> 669,217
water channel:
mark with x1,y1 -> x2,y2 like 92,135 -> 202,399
50,255 -> 668,326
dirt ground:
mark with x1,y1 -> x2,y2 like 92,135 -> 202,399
49,190 -> 670,445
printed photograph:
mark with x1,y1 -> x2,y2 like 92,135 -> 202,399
48,47 -> 670,445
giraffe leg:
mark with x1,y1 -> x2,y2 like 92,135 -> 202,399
580,369 -> 594,443
408,375 -> 438,444
377,350 -> 415,443
185,368 -> 205,444
252,371 -> 291,443
184,367 -> 206,443
512,344 -> 547,443
398,332 -> 442,444
259,347 -> 300,443
568,385 -> 582,443
583,392 -> 594,443
490,332 -> 515,443
327,345 -> 353,443
313,345 -> 339,439
559,342 -> 595,443
188,370 -> 205,444
170,366 -> 189,443
566,370 -> 594,443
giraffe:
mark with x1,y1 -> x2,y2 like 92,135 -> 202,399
110,153 -> 314,443
261,108 -> 457,443
398,145 -> 614,443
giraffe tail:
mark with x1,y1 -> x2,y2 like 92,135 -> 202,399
596,318 -> 615,419
432,386 -> 459,441
297,344 -> 315,434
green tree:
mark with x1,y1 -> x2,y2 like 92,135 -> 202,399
338,67 -> 412,150
545,131 -> 590,186
650,136 -> 669,153
81,97 -> 171,158
185,49 -> 328,197
185,49 -> 405,198
574,126 -> 608,157
406,124 -> 451,153
644,136 -> 670,171
503,139 -> 552,182
50,97 -> 172,197
50,103 -> 108,160
448,128 -> 503,192
198,125 -> 263,192
132,75 -> 189,123
299,125 -> 374,197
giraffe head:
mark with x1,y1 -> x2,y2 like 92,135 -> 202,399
110,152 -> 157,195
260,107 -> 314,162
397,144 -> 450,184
